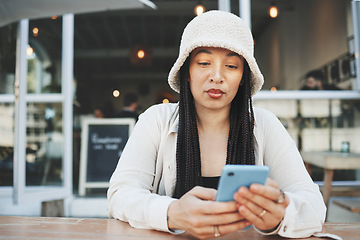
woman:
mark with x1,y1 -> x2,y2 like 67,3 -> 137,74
107,10 -> 326,239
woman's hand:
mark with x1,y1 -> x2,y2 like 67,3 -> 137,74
233,178 -> 289,231
167,186 -> 251,239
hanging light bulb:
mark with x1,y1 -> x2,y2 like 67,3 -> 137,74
137,49 -> 145,59
26,46 -> 34,56
268,2 -> 279,18
269,6 -> 278,18
194,3 -> 206,16
130,45 -> 152,66
113,89 -> 120,98
33,27 -> 39,37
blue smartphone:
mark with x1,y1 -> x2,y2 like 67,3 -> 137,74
216,165 -> 270,202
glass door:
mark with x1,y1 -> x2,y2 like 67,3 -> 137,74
0,22 -> 16,195
0,14 -> 73,205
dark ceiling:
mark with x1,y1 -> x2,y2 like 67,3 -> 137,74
72,0 -> 286,85
24,0 -> 294,105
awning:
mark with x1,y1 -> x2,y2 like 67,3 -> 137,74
0,0 -> 157,27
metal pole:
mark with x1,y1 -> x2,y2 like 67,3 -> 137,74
62,14 -> 74,198
13,19 -> 28,204
239,0 -> 251,29
352,0 -> 360,91
218,0 -> 231,12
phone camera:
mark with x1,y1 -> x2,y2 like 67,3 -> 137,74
228,172 -> 234,176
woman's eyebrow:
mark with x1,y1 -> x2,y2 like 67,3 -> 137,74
194,49 -> 212,56
193,49 -> 240,58
226,52 -> 241,58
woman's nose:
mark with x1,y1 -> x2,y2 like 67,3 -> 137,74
210,65 -> 224,83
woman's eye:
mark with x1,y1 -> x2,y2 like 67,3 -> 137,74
198,62 -> 210,66
226,65 -> 238,69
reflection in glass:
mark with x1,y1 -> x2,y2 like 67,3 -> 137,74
28,17 -> 62,94
0,103 -> 14,186
0,23 -> 17,94
26,102 -> 63,186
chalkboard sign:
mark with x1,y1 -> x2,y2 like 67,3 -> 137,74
79,118 -> 135,196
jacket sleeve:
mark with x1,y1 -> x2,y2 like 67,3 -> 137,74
255,108 -> 326,238
107,105 -> 176,232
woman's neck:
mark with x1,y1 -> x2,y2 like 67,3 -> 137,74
195,106 -> 230,177
196,106 -> 230,131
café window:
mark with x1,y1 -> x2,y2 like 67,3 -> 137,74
28,18 -> 62,94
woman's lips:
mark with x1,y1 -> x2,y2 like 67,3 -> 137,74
206,89 -> 224,99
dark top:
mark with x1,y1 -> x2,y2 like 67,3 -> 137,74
201,176 -> 220,190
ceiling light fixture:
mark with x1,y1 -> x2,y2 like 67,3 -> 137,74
268,2 -> 279,18
194,3 -> 206,16
26,47 -> 34,56
137,49 -> 145,59
113,90 -> 120,98
130,45 -> 152,66
33,27 -> 39,37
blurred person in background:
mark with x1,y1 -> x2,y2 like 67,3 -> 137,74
116,92 -> 139,121
301,70 -> 340,90
93,106 -> 105,118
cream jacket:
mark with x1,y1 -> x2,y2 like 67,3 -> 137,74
107,103 -> 326,238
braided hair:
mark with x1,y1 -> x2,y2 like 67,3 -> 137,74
174,58 -> 255,199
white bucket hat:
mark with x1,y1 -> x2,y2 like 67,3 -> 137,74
168,10 -> 264,96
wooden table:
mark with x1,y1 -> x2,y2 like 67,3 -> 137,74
0,216 -> 359,240
301,151 -> 360,206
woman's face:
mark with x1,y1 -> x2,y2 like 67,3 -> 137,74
189,47 -> 244,113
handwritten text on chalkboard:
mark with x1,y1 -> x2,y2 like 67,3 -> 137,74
91,133 -> 123,151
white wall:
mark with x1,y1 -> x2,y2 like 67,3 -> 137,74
0,196 -> 41,216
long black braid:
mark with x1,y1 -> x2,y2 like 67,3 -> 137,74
174,59 -> 255,199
